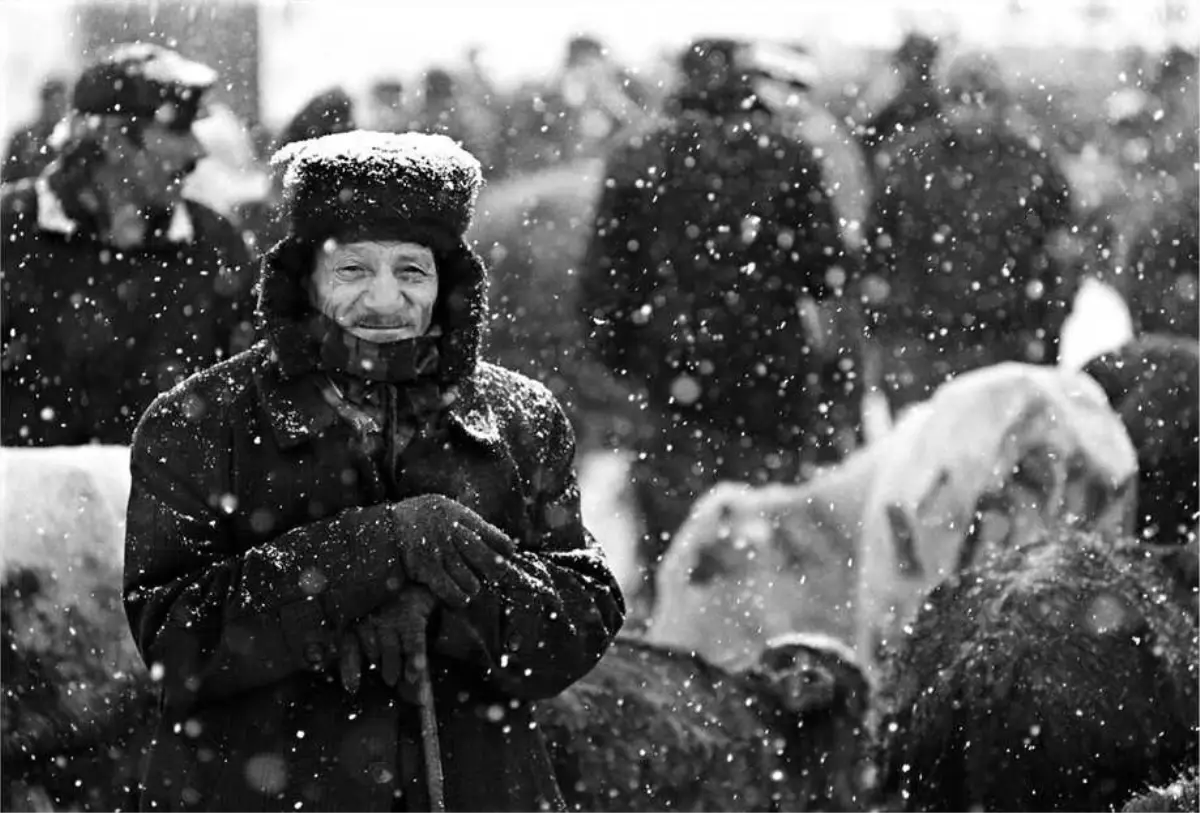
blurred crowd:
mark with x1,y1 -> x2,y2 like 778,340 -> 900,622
2,31 -> 1196,453
5,32 -> 1194,271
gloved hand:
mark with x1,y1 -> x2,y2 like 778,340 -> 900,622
338,589 -> 439,696
338,601 -> 405,694
391,494 -> 519,609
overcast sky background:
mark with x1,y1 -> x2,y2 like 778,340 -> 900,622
2,0 -> 1196,132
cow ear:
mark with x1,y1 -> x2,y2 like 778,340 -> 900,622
1082,351 -> 1134,410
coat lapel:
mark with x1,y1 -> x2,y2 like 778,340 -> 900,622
255,351 -> 501,452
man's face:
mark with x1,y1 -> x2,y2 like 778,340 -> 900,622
93,117 -> 206,214
44,88 -> 69,122
136,121 -> 207,207
944,87 -> 1002,131
309,240 -> 440,343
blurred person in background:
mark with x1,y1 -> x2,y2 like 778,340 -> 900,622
239,86 -> 357,258
409,67 -> 497,171
859,32 -> 942,160
758,41 -> 873,255
862,51 -> 1074,415
368,78 -> 408,133
2,77 -> 70,183
0,43 -> 255,447
580,37 -> 851,619
557,34 -> 651,161
182,101 -> 272,226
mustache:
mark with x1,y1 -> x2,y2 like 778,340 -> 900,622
348,317 -> 412,329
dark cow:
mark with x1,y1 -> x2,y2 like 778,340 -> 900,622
1085,334 -> 1200,547
536,633 -> 872,812
876,529 -> 1199,812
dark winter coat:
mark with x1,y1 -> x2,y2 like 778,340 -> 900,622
860,81 -> 941,156
1,179 -> 255,446
1124,184 -> 1198,339
579,99 -> 847,451
2,120 -> 58,183
122,233 -> 625,811
864,120 -> 1074,409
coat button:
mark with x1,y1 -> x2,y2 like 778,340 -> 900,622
304,643 -> 325,666
368,762 -> 394,784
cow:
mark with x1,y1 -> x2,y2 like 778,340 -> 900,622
1121,773 -> 1199,813
536,632 -> 872,812
875,529 -> 1199,812
646,363 -> 1137,676
0,444 -> 151,812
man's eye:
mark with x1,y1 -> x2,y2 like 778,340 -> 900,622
335,265 -> 367,278
398,266 -> 429,277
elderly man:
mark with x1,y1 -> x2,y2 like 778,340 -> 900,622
1,42 -> 255,447
123,130 -> 625,811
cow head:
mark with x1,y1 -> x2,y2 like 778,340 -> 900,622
752,631 -> 871,718
857,363 -> 1138,671
873,364 -> 1136,577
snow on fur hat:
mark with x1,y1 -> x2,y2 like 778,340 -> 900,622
270,130 -> 483,247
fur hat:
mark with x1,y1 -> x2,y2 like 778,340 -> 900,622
72,42 -> 216,130
270,130 -> 483,247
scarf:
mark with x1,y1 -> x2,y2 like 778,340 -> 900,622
311,314 -> 452,476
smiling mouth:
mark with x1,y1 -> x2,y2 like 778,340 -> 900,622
356,324 -> 410,330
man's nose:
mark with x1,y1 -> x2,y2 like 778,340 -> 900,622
363,272 -> 406,308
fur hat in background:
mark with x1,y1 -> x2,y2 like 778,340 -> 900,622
72,42 -> 216,130
270,130 -> 483,248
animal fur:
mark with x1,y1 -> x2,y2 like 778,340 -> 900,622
876,529 -> 1199,812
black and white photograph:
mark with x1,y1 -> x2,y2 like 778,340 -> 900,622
0,0 -> 1197,810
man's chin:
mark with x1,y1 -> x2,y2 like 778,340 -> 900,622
346,326 -> 421,343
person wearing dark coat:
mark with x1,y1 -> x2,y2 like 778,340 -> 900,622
1123,181 -> 1198,339
1,43 -> 255,447
859,33 -> 941,157
579,37 -> 851,617
238,86 -> 359,259
122,130 -> 626,812
862,52 -> 1074,414
1,77 -> 69,183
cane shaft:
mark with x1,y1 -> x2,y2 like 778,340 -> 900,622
415,649 -> 446,813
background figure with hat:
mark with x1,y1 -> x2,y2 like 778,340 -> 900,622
237,85 -> 358,260
2,76 -> 70,183
1,42 -> 256,447
579,37 -> 853,621
122,130 -> 625,811
860,51 -> 1075,416
858,32 -> 942,161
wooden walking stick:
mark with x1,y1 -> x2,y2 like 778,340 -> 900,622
396,586 -> 446,813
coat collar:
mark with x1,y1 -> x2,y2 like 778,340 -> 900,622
34,175 -> 195,244
253,346 -> 500,450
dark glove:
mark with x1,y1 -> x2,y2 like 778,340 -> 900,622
338,601 -> 405,694
391,494 -> 519,609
